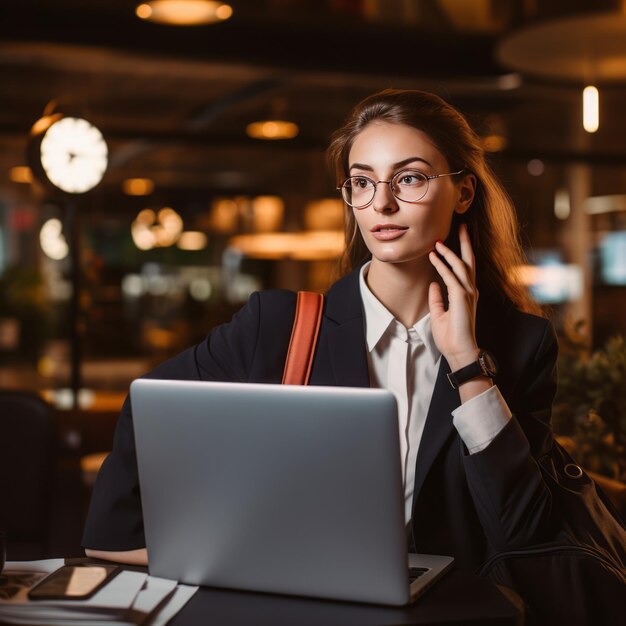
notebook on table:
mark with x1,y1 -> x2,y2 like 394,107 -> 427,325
130,378 -> 454,606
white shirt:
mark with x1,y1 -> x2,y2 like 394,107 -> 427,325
359,263 -> 512,523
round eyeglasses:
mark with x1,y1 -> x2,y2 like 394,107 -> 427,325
338,168 -> 465,209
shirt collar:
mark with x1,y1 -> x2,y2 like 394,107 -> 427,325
359,262 -> 441,364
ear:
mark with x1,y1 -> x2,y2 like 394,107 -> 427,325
454,173 -> 476,215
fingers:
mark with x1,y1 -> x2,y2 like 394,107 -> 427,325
429,225 -> 479,360
429,247 -> 459,291
428,281 -> 445,319
458,222 -> 475,280
431,241 -> 473,295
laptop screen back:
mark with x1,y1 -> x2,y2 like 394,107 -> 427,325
131,379 -> 412,605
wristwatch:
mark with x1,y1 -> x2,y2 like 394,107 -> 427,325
447,350 -> 498,390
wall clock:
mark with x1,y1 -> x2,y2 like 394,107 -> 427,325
30,116 -> 108,194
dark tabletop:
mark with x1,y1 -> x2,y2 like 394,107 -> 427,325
69,558 -> 522,626
169,569 -> 522,626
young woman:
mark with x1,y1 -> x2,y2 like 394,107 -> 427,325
83,89 -> 558,574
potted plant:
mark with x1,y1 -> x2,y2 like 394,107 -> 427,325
553,321 -> 626,516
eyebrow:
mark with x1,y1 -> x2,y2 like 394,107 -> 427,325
349,156 -> 433,173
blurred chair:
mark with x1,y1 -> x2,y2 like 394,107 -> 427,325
0,390 -> 55,559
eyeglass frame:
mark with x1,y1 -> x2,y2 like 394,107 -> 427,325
337,168 -> 466,209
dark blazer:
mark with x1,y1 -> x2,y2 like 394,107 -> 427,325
82,267 -> 559,572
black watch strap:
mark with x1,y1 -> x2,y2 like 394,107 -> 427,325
446,350 -> 498,390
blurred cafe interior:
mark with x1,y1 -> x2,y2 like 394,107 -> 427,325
1,0 -> 626,558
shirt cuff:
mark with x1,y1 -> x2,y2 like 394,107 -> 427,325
452,386 -> 512,454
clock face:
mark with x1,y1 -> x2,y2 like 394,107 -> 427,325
40,117 -> 108,193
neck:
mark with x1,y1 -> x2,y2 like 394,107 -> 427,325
366,257 -> 435,328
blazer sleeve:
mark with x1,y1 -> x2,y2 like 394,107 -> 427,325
81,291 -> 273,550
461,316 -> 559,552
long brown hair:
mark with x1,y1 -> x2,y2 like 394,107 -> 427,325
327,89 -> 541,316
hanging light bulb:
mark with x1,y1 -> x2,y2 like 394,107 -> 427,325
246,120 -> 299,140
246,97 -> 299,140
583,85 -> 599,133
135,1 -> 233,26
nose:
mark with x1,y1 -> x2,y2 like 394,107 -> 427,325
371,180 -> 398,213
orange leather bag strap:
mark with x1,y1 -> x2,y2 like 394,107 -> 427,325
282,291 -> 325,385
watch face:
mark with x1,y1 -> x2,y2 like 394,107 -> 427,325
479,351 -> 498,377
40,117 -> 108,193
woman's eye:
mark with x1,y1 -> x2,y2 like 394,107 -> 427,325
352,177 -> 371,189
398,172 -> 424,186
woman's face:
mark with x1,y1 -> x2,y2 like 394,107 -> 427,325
347,121 -> 472,267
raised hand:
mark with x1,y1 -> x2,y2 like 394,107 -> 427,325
428,223 -> 480,371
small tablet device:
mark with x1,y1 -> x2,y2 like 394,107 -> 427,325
27,564 -> 121,600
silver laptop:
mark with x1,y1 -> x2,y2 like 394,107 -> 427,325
130,379 -> 454,606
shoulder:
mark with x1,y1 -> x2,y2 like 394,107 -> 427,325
478,295 -> 555,354
478,299 -> 557,395
253,288 -> 298,312
211,289 -> 298,329
244,289 -> 299,329
481,303 -> 558,455
209,289 -> 299,340
194,289 -> 300,382
503,306 -> 555,350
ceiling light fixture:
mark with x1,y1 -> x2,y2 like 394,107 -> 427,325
246,120 -> 299,140
481,134 -> 507,153
582,85 -> 599,133
9,166 -> 34,184
497,12 -> 626,136
585,195 -> 626,215
177,231 -> 208,250
131,206 -> 184,250
135,1 -> 233,26
228,231 -> 344,261
123,177 -> 155,196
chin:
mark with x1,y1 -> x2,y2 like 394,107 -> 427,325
372,252 -> 429,266
367,241 -> 428,265
369,246 -> 403,264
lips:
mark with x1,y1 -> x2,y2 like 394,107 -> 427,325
370,224 -> 408,241
371,223 -> 408,233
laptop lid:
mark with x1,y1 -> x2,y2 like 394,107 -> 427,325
131,379 -> 453,605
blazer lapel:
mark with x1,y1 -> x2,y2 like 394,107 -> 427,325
412,359 -> 460,503
326,319 -> 370,387
410,295 -> 511,514
314,267 -> 460,495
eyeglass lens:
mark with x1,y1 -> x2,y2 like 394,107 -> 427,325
342,170 -> 429,208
